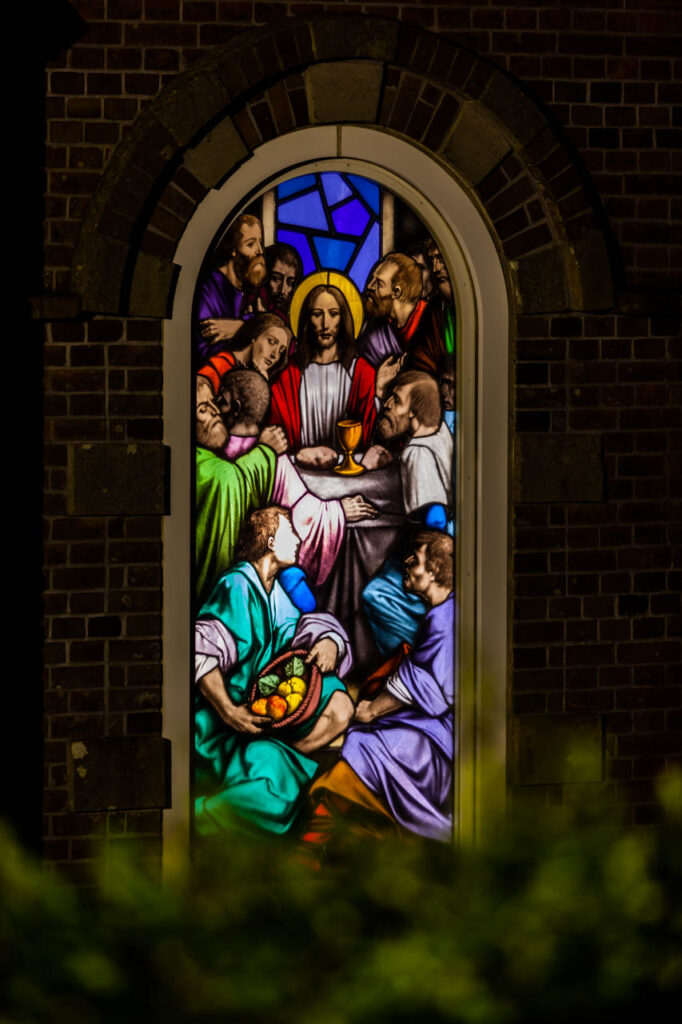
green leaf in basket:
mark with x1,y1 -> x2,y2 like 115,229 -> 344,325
284,656 -> 305,679
257,673 -> 280,696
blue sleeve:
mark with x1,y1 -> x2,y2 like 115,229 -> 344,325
278,567 -> 317,613
422,503 -> 448,531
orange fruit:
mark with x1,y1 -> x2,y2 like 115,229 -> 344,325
251,698 -> 268,716
266,695 -> 288,721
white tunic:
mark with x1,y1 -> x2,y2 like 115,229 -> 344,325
399,421 -> 454,516
299,360 -> 354,448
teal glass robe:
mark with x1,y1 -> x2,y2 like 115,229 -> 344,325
195,562 -> 347,836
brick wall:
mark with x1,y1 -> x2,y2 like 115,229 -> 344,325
38,0 -> 681,870
513,311 -> 680,822
44,0 -> 681,295
43,316 -> 164,875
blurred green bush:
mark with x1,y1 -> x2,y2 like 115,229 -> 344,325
2,777 -> 681,1023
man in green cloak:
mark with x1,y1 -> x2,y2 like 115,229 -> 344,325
195,376 -> 286,609
194,506 -> 354,836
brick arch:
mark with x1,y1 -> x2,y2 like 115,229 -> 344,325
70,14 -> 614,320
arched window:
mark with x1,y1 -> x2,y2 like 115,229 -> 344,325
163,129 -> 509,859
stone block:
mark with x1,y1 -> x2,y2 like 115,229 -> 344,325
514,246 -> 568,314
184,116 -> 250,190
480,71 -> 547,148
68,736 -> 171,812
87,112 -> 175,241
214,53 -> 250,99
568,229 -> 616,311
442,103 -> 511,186
71,233 -> 130,316
103,164 -> 155,225
68,443 -> 169,516
511,714 -> 604,786
128,118 -> 178,180
305,61 -> 384,125
514,434 -> 605,503
152,68 -> 230,148
311,17 -> 399,63
129,252 -> 178,318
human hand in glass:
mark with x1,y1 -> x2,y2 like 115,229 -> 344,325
198,666 -> 269,734
341,495 -> 379,522
362,445 -> 392,471
354,691 -> 404,724
201,318 -> 243,343
258,425 -> 289,454
296,446 -> 338,469
375,353 -> 407,400
243,295 -> 267,316
305,638 -> 339,674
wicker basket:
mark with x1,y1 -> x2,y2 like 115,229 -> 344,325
247,648 -> 322,730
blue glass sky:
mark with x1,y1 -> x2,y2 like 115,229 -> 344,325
275,171 -> 381,291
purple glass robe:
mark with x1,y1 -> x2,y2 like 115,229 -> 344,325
341,594 -> 456,841
356,316 -> 401,368
195,270 -> 244,362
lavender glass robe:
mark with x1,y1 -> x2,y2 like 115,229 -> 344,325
341,594 -> 456,841
195,269 -> 244,362
356,316 -> 401,368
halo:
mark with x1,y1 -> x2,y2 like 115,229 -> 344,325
289,270 -> 364,340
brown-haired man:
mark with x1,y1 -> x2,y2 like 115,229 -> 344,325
362,370 -> 454,655
303,530 -> 456,850
357,252 -> 447,375
260,242 -> 303,323
194,505 -> 354,836
425,236 -> 457,371
195,213 -> 267,361
195,375 -> 285,609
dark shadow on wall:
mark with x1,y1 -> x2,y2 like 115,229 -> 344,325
5,0 -> 86,853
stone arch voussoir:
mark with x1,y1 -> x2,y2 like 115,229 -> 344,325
69,14 -> 615,320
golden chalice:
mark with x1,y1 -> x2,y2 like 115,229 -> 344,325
334,419 -> 365,476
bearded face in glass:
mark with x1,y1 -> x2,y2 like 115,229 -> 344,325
363,259 -> 396,320
196,378 -> 228,451
425,241 -> 452,301
232,221 -> 267,290
297,285 -> 356,370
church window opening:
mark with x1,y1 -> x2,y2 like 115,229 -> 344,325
192,167 -> 458,857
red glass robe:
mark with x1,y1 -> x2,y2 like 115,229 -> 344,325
269,358 -> 377,450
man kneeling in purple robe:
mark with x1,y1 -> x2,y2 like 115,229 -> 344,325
303,530 -> 455,850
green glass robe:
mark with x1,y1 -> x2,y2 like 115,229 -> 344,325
195,444 -> 276,609
195,561 -> 347,836
442,299 -> 457,356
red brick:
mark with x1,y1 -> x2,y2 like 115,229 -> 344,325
108,0 -> 143,16
66,98 -> 102,119
144,48 -> 181,71
107,47 -> 143,70
103,98 -> 138,120
87,72 -> 124,95
124,22 -> 196,46
183,1 -> 217,19
50,71 -> 86,94
125,73 -> 161,96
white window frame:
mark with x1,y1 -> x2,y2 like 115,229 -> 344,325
162,126 -> 510,869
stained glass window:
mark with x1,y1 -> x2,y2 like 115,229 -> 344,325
275,171 -> 383,292
193,166 -> 458,855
